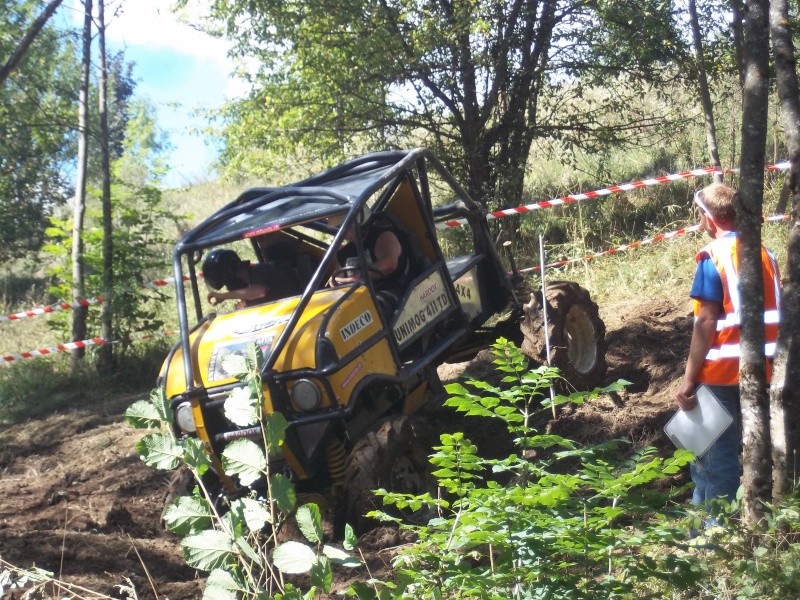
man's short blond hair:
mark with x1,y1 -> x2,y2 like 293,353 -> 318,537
698,183 -> 736,227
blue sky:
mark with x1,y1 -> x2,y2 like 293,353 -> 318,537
66,0 -> 245,187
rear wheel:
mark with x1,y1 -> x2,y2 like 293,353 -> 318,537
343,415 -> 435,534
520,281 -> 607,391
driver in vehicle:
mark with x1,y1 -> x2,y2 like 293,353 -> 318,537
329,208 -> 412,315
202,248 -> 296,309
329,210 -> 409,288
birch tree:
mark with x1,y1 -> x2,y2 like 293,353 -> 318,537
768,0 -> 800,501
737,0 -> 772,523
98,0 -> 115,372
71,0 -> 92,367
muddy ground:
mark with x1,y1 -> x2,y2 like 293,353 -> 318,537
0,297 -> 693,599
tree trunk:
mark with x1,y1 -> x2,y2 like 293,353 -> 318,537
70,0 -> 92,369
456,0 -> 556,213
97,0 -> 115,373
776,157 -> 800,481
729,0 -> 747,88
768,222 -> 796,502
768,0 -> 800,501
770,0 -> 800,155
737,0 -> 772,524
0,0 -> 64,86
688,0 -> 723,182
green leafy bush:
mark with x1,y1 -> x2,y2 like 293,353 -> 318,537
42,180 -> 177,356
366,338 -> 701,599
688,494 -> 800,599
127,344 -> 362,600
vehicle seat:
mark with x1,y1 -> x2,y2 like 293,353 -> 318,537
263,241 -> 308,296
294,251 -> 316,285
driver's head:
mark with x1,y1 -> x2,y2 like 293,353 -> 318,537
202,249 -> 248,290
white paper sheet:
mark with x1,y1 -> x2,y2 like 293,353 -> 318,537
664,385 -> 734,457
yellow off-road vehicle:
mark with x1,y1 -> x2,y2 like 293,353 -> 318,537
159,149 -> 606,529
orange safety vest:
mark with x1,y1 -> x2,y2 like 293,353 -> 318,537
693,235 -> 781,385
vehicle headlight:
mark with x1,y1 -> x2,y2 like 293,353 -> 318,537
175,402 -> 197,433
290,379 -> 321,412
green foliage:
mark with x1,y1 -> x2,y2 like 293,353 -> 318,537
0,4 -> 142,267
190,0 -> 701,213
0,0 -> 79,264
113,99 -> 171,185
371,338 -> 700,599
40,100 -> 183,353
124,337 -> 800,598
88,54 -> 138,173
687,495 -> 800,599
42,180 -> 175,352
582,0 -> 690,79
127,344 -> 363,599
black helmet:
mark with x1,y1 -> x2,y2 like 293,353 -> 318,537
202,249 -> 245,290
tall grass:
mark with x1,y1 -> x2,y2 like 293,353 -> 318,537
518,133 -> 791,306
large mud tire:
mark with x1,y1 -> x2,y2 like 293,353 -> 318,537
343,415 -> 435,534
520,280 -> 607,391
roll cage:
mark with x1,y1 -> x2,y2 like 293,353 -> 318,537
171,148 -> 514,397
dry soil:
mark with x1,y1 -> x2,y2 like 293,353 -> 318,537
0,296 -> 694,599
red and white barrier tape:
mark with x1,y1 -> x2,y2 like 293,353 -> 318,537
437,161 -> 791,230
3,336 -> 108,364
3,161 -> 792,324
517,213 -> 790,273
3,215 -> 790,361
142,274 -> 193,289
0,296 -> 105,324
2,329 -> 181,364
2,273 -> 196,324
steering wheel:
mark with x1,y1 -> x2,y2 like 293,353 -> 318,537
331,265 -> 384,283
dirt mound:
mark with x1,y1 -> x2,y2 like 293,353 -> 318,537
548,298 -> 691,445
0,297 -> 693,598
0,396 -> 202,599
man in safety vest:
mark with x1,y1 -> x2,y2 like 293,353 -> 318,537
675,182 -> 782,510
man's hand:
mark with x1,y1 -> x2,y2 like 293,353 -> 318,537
675,379 -> 698,411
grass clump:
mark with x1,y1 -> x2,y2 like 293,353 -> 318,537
0,340 -> 170,424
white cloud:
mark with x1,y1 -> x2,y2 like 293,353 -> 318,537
64,1 -> 251,186
111,2 -> 230,66
68,0 -> 243,95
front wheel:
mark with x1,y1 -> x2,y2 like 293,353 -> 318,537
520,281 -> 607,391
342,415 -> 435,534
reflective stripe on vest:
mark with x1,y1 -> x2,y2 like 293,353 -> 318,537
694,235 -> 781,385
710,308 -> 780,331
705,342 -> 777,360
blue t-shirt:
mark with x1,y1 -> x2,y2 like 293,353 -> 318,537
690,256 -> 723,303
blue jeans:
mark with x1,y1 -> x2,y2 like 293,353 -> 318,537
690,385 -> 741,507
